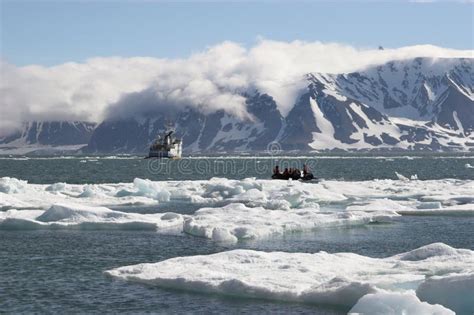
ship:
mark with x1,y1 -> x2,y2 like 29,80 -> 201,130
147,127 -> 183,159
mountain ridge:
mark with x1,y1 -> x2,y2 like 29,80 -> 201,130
1,57 -> 472,154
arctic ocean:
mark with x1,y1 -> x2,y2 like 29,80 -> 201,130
1,153 -> 473,314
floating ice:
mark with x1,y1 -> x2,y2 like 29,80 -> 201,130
465,163 -> 474,169
78,185 -> 97,198
105,243 -> 473,313
0,203 -> 184,231
115,178 -> 171,202
417,273 -> 474,314
395,172 -> 409,181
0,177 -> 27,193
346,198 -> 411,212
45,182 -> 67,192
1,177 -> 473,216
395,172 -> 418,181
345,198 -> 474,216
0,201 -> 398,242
0,209 -> 45,222
394,242 -> 471,261
0,193 -> 33,210
183,203 -> 398,243
349,291 -> 454,315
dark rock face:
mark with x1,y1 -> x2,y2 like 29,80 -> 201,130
1,121 -> 95,146
246,93 -> 284,150
279,92 -> 318,150
197,111 -> 224,150
435,80 -> 474,133
87,119 -> 149,153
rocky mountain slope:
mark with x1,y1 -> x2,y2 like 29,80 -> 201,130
0,121 -> 96,154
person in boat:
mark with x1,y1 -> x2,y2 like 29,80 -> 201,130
283,168 -> 289,177
294,168 -> 301,178
302,164 -> 314,180
303,164 -> 309,177
273,165 -> 280,175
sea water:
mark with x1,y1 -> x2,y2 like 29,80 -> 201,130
1,153 -> 473,314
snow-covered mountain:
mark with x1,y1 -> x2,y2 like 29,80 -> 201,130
85,57 -> 473,153
0,121 -> 96,155
3,58 -> 471,155
282,57 -> 473,151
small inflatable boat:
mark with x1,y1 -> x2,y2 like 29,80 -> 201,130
272,173 -> 315,181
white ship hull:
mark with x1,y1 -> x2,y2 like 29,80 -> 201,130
147,131 -> 182,159
148,149 -> 181,159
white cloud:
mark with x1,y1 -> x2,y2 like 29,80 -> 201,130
1,40 -> 472,136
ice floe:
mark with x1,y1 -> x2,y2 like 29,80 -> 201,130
1,176 -> 473,216
346,198 -> 411,212
105,243 -> 474,313
0,177 -> 28,194
395,172 -> 418,181
416,273 -> 474,314
0,202 -> 396,241
0,203 -> 183,231
349,291 -> 454,315
183,203 -> 398,243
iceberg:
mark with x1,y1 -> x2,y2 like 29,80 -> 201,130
105,243 -> 473,313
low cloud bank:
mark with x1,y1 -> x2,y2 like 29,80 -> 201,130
1,40 -> 472,136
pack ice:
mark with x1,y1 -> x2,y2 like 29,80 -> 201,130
1,176 -> 473,215
105,243 -> 474,314
0,201 -> 395,242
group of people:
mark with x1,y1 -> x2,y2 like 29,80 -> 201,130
272,164 -> 311,178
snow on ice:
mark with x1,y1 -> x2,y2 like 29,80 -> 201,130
183,203 -> 397,243
0,203 -> 183,231
0,201 -> 396,241
105,243 -> 474,314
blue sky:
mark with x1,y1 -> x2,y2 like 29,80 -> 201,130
1,1 -> 473,66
